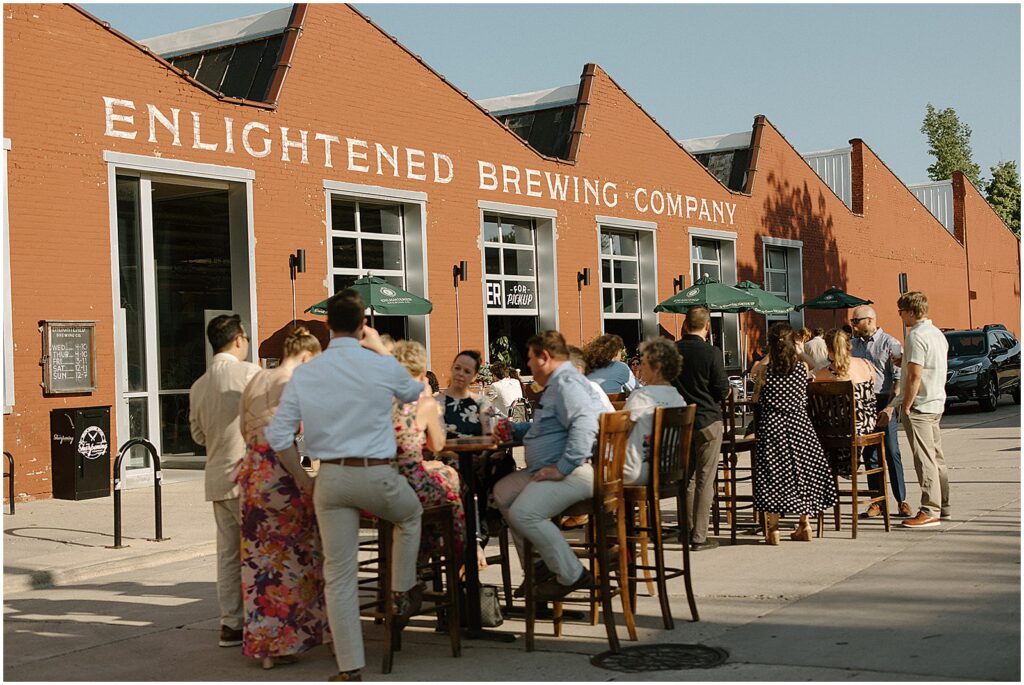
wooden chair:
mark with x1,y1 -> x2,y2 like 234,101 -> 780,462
806,381 -> 891,539
624,405 -> 699,628
522,410 -> 636,652
359,504 -> 462,673
610,399 -> 627,410
714,389 -> 761,543
606,391 -> 627,404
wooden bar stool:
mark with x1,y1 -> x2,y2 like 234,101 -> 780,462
624,404 -> 699,628
714,389 -> 761,543
358,504 -> 461,673
521,410 -> 636,652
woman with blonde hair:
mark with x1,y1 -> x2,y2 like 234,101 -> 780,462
235,326 -> 330,670
622,338 -> 686,485
391,340 -> 471,568
813,328 -> 878,479
753,323 -> 837,544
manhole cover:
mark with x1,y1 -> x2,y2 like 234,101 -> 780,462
590,643 -> 728,672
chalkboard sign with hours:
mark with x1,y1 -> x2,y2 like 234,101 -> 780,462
41,320 -> 97,393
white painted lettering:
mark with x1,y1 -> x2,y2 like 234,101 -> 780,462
146,104 -> 181,146
545,172 -> 569,201
525,168 -> 542,197
406,148 -> 426,181
479,161 -> 498,190
346,138 -> 369,173
502,165 -> 522,195
280,127 -> 309,164
242,121 -> 271,158
634,187 -> 649,213
433,153 -> 454,184
103,97 -> 136,140
725,203 -> 736,225
224,117 -> 235,153
649,190 -> 665,215
698,198 -> 712,222
315,133 -> 339,168
602,182 -> 618,208
685,195 -> 699,218
583,178 -> 600,205
190,112 -> 217,151
666,193 -> 682,217
573,176 -> 580,203
712,200 -> 724,224
376,144 -> 399,177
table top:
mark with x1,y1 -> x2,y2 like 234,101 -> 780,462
443,435 -> 521,452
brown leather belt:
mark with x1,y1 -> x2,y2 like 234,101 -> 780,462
319,457 -> 391,467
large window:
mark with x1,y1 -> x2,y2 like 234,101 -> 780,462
330,198 -> 407,339
600,228 -> 642,352
764,246 -> 789,321
690,233 -> 740,370
484,214 -> 539,369
762,237 -> 804,328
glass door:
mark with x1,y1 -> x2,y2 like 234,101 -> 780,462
115,173 -> 245,478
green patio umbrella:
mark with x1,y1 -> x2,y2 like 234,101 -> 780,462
733,280 -> 795,315
305,275 -> 433,326
653,275 -> 757,314
795,286 -> 872,311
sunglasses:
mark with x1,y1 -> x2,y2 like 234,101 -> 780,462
850,317 -> 872,324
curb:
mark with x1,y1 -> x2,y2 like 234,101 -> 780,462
4,541 -> 216,595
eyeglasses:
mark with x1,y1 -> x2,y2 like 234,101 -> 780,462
850,317 -> 872,324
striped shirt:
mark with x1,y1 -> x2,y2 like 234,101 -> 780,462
851,327 -> 903,396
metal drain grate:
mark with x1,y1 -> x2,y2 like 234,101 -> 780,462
590,643 -> 728,672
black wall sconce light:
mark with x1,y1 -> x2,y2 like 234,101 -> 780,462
453,261 -> 469,350
289,249 -> 306,327
576,267 -> 591,342
672,274 -> 685,293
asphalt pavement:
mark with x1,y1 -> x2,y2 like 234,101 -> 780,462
3,399 -> 1020,681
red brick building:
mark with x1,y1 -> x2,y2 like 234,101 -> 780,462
3,4 -> 1019,498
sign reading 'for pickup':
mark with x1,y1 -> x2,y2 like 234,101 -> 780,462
486,280 -> 536,311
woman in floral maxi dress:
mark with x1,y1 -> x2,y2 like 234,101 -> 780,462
234,326 -> 330,670
391,340 -> 468,567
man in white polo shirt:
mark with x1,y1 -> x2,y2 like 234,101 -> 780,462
878,291 -> 949,529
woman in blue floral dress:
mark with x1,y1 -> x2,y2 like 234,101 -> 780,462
234,327 -> 330,670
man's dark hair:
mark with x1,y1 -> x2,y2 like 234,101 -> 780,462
327,289 -> 366,334
813,328 -> 825,338
207,314 -> 245,352
683,306 -> 710,333
526,330 -> 569,361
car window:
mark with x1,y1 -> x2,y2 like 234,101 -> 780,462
987,332 -> 1001,352
998,331 -> 1018,350
946,333 -> 986,357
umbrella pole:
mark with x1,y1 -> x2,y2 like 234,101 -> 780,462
370,306 -> 375,329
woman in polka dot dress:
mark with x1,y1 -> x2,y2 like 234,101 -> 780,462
752,323 -> 838,544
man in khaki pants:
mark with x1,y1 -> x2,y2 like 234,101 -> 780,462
189,314 -> 259,647
878,291 -> 950,529
266,290 -> 425,682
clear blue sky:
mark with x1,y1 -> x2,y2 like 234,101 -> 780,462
80,3 -> 1021,185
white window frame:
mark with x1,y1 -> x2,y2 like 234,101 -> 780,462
761,236 -> 804,328
477,200 -> 559,338
3,138 -> 13,413
595,215 -> 658,341
688,227 -> 741,370
482,214 -> 540,316
323,181 -> 430,357
105,151 -> 258,484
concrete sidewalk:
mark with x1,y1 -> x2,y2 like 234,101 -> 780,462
3,401 -> 1021,680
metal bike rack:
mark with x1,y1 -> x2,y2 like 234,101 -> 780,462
111,438 -> 167,549
3,451 -> 13,515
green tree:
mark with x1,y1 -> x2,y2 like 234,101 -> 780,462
986,160 -> 1021,237
920,103 -> 982,186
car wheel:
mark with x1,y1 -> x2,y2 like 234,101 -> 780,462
979,375 -> 999,412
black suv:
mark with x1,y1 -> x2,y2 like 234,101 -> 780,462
944,324 -> 1021,411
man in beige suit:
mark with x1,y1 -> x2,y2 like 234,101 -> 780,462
189,314 -> 259,647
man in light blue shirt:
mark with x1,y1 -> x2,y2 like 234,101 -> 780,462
265,290 -> 425,682
493,330 -> 605,601
850,304 -> 909,518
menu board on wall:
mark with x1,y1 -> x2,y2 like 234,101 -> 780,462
41,320 -> 97,394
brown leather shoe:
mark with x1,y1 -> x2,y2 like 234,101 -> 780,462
560,514 -> 589,530
901,511 -> 940,529
859,503 -> 881,519
897,501 -> 913,518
